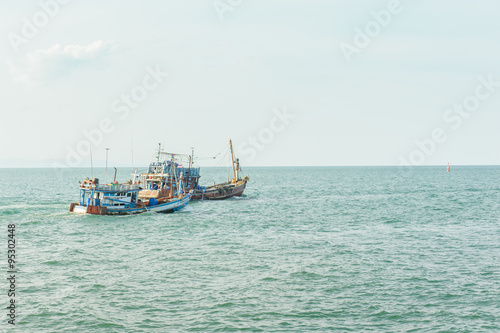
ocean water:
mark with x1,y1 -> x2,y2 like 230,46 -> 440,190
0,166 -> 499,332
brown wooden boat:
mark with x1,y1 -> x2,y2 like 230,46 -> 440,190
191,139 -> 249,200
192,175 -> 249,200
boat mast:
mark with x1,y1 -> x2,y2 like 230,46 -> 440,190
157,143 -> 161,164
230,139 -> 236,182
132,169 -> 138,184
170,154 -> 175,197
188,147 -> 194,171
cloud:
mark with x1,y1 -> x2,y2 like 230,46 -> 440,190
8,40 -> 116,83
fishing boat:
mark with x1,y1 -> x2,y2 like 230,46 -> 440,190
191,140 -> 249,200
140,143 -> 201,196
142,140 -> 249,200
69,169 -> 191,215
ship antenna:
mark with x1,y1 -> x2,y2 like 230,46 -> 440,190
105,148 -> 110,183
90,145 -> 94,180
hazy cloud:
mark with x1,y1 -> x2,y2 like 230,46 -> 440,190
8,40 -> 116,83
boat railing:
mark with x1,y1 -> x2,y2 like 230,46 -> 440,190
92,184 -> 141,192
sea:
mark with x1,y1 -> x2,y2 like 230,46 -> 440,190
0,166 -> 499,332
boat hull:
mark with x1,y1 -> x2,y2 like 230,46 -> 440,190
144,196 -> 191,214
70,194 -> 191,215
191,180 -> 247,200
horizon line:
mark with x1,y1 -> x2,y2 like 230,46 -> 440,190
1,164 -> 499,169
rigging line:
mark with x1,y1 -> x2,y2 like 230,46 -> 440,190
195,143 -> 230,161
196,155 -> 221,161
217,149 -> 229,168
203,148 -> 229,181
214,142 -> 231,161
213,149 -> 231,182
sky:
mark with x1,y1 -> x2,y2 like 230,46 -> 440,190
0,0 -> 499,168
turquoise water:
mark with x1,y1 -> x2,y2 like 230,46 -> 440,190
1,166 -> 499,332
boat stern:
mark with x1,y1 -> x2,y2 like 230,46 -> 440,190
69,203 -> 108,215
69,203 -> 88,214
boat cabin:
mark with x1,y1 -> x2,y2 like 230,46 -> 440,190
78,182 -> 142,210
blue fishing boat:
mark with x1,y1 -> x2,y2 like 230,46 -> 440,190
143,144 -> 202,198
69,176 -> 191,215
144,140 -> 249,200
